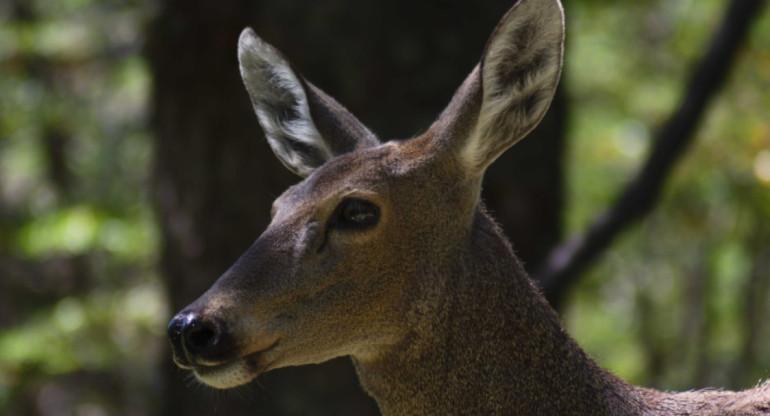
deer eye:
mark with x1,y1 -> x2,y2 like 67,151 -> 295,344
333,198 -> 379,229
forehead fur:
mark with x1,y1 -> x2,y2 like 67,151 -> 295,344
278,136 -> 447,206
276,143 -> 394,208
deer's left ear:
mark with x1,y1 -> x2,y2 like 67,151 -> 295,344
433,0 -> 564,175
238,29 -> 379,178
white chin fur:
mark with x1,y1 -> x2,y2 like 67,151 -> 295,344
193,358 -> 256,389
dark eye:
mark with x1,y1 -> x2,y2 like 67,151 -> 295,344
333,199 -> 380,229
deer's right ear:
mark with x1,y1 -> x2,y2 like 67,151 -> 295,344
238,29 -> 379,177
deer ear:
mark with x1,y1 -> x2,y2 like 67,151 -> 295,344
434,0 -> 564,174
238,29 -> 379,178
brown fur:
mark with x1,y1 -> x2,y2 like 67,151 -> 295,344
168,0 -> 770,413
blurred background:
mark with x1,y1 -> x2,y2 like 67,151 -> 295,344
0,0 -> 768,415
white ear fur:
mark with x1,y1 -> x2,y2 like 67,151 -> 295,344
238,29 -> 333,177
460,0 -> 564,172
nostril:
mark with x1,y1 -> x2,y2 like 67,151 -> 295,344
181,314 -> 219,355
186,322 -> 217,351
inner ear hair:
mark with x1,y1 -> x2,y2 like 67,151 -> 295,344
461,0 -> 564,173
239,29 -> 333,177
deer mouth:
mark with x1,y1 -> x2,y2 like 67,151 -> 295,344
191,340 -> 281,389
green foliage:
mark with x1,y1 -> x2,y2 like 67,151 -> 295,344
0,0 -> 161,413
565,0 -> 770,391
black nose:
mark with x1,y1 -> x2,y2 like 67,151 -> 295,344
168,312 -> 229,365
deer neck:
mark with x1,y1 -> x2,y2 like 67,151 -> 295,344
353,208 -> 646,416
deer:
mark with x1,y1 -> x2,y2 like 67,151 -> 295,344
167,0 -> 770,414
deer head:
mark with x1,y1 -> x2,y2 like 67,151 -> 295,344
168,0 -> 564,390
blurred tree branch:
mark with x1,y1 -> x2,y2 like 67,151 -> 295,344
535,0 -> 766,309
